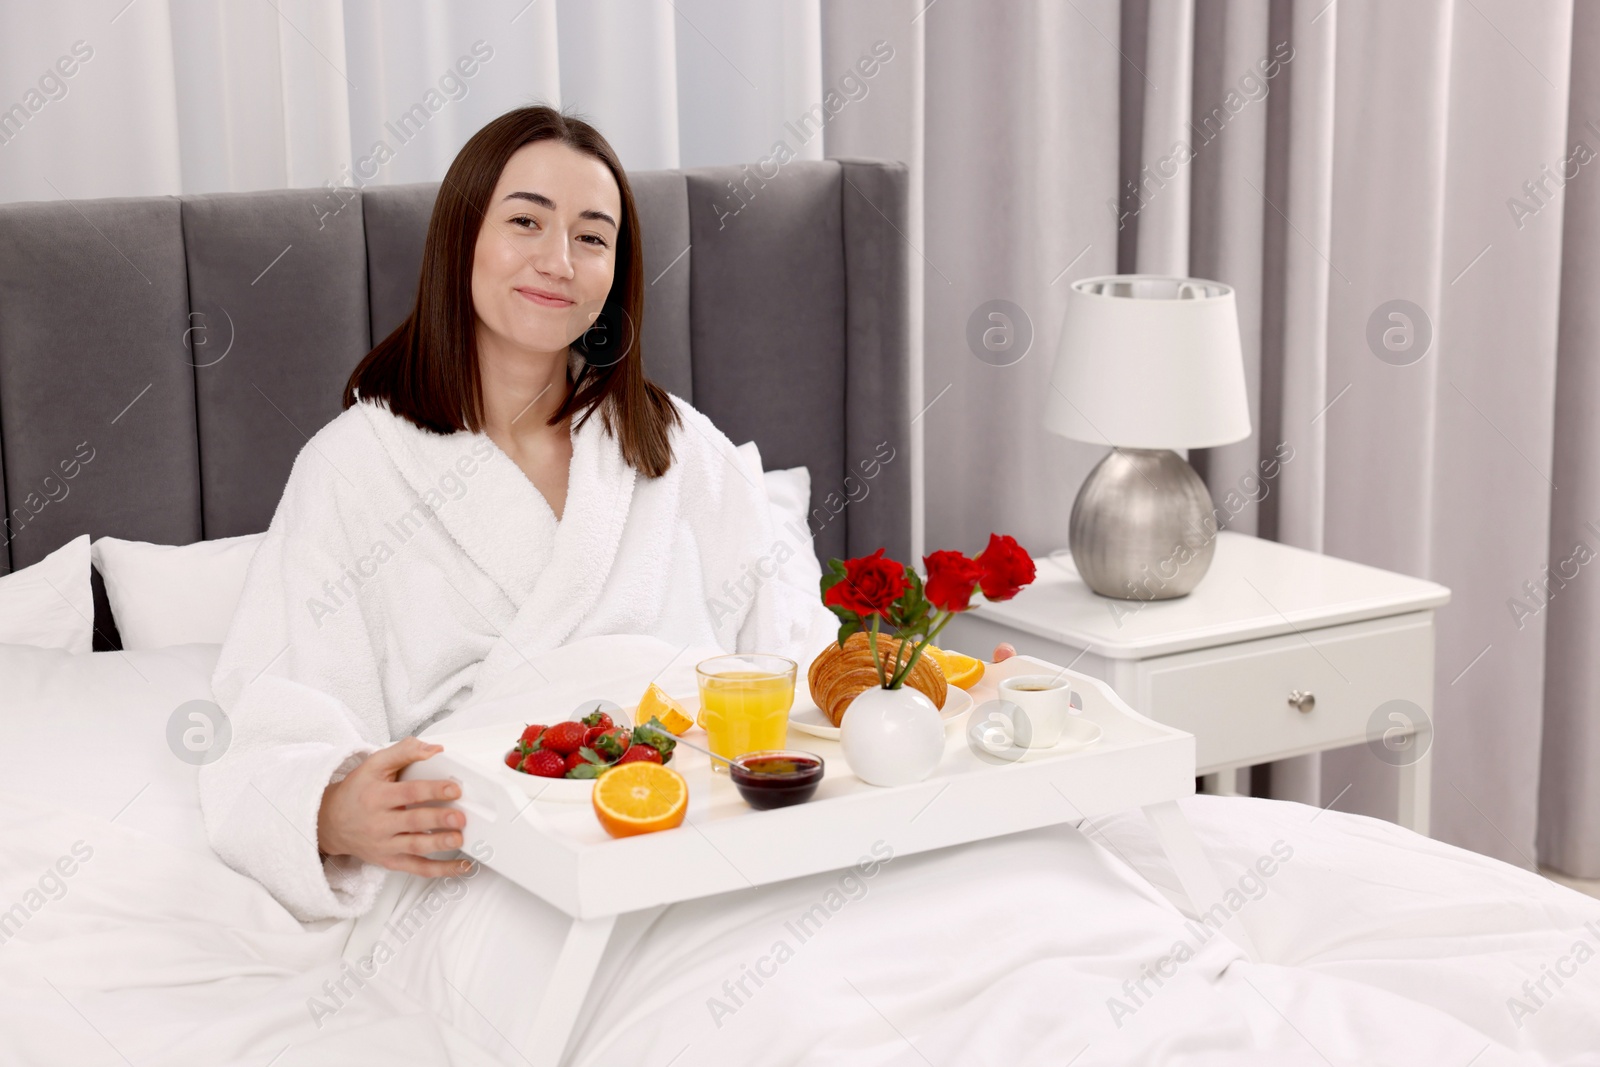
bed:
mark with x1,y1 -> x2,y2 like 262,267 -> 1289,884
1,164 -> 1598,1066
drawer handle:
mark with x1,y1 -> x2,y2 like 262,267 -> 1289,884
1288,690 -> 1315,714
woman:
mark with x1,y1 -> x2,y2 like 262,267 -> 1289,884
199,106 -> 901,920
200,107 -> 1600,1064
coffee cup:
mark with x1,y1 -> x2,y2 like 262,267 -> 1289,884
995,674 -> 1071,748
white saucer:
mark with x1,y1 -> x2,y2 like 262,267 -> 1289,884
789,687 -> 974,740
1010,716 -> 1103,759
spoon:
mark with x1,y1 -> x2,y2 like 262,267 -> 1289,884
634,722 -> 733,766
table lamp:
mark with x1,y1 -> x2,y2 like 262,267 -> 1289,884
1044,275 -> 1251,600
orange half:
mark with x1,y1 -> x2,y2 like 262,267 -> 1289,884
592,762 -> 689,838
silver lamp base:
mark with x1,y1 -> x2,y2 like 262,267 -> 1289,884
1068,449 -> 1218,600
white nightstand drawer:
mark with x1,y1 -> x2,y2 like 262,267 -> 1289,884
1134,611 -> 1435,772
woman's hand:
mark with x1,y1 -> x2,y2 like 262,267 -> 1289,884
316,737 -> 474,878
993,642 -> 1016,662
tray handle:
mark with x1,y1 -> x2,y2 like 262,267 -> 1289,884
400,752 -> 527,828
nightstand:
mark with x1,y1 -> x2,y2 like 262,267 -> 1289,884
943,531 -> 1451,835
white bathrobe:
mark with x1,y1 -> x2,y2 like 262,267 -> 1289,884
199,394 -> 837,924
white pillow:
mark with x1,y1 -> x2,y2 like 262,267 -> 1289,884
92,533 -> 265,650
0,534 -> 93,653
735,441 -> 824,592
0,642 -> 222,861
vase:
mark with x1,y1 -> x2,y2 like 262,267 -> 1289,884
839,685 -> 945,787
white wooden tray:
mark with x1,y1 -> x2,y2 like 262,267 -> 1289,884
402,655 -> 1197,920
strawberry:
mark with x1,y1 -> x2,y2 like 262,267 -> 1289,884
520,750 -> 566,778
582,725 -> 607,749
541,721 -> 587,756
590,728 -> 633,762
581,708 -> 615,731
563,750 -> 591,774
504,748 -> 524,770
520,723 -> 547,748
632,719 -> 677,763
616,744 -> 663,766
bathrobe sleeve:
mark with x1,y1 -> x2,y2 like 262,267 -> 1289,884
200,437 -> 398,924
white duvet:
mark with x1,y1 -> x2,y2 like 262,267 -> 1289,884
3,641 -> 1598,1066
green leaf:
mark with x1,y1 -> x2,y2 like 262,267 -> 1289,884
633,719 -> 677,756
889,567 -> 931,631
577,746 -> 605,765
836,618 -> 862,648
565,762 -> 604,779
819,560 -> 848,598
825,603 -> 860,628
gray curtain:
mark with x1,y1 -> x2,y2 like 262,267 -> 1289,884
1542,0 -> 1600,878
824,0 -> 1598,877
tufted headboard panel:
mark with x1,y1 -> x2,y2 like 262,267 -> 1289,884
0,159 -> 910,645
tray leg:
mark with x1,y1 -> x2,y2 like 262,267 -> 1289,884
521,913 -> 618,1067
1142,800 -> 1263,963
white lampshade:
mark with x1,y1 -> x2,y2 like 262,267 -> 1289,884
1044,275 -> 1251,449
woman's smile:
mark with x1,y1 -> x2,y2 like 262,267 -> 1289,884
515,285 -> 574,308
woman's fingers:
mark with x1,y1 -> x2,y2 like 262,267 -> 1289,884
387,804 -> 465,836
359,736 -> 443,780
381,851 -> 476,878
993,642 -> 1016,662
385,776 -> 461,808
391,830 -> 463,856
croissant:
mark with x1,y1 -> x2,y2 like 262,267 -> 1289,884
807,631 -> 948,727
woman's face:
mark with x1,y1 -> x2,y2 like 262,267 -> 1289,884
471,139 -> 622,357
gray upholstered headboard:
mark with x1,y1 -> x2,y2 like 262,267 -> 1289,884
0,158 -> 911,649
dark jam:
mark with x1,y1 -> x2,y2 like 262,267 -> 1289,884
730,753 -> 824,810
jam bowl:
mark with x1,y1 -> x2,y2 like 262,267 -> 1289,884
728,750 -> 824,810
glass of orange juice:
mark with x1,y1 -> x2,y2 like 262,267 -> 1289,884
696,654 -> 797,771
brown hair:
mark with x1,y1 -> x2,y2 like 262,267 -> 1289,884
343,105 -> 679,476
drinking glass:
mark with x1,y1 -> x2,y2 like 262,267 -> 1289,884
695,654 -> 797,770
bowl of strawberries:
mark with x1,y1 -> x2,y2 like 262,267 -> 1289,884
501,701 -> 679,801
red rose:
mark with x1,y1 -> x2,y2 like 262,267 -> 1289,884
975,534 -> 1036,601
824,548 -> 909,619
923,550 -> 984,612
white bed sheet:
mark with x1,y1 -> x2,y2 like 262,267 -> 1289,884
3,641 -> 1598,1066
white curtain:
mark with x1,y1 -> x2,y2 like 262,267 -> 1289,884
2,0 -> 1595,877
0,0 -> 823,200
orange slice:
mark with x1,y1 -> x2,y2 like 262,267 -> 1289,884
592,762 -> 688,838
638,683 -> 694,735
925,646 -> 984,690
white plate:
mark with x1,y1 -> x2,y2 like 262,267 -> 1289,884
789,686 -> 974,740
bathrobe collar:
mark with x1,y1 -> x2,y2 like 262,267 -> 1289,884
356,398 -> 637,663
